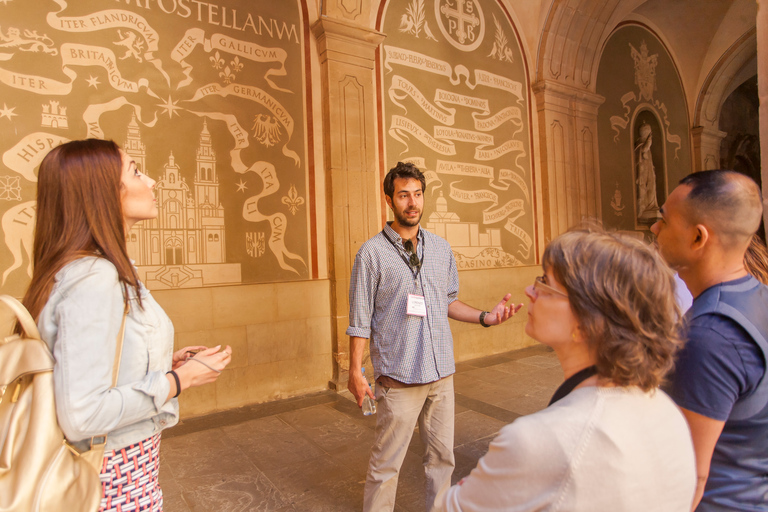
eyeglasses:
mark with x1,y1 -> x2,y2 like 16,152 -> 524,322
533,276 -> 568,298
403,239 -> 421,269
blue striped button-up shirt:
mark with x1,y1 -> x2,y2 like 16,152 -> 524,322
346,223 -> 459,384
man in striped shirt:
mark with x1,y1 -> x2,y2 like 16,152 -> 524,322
347,162 -> 522,512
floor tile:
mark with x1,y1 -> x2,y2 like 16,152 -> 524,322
453,410 -> 506,448
176,472 -> 289,512
496,389 -> 553,416
259,455 -> 359,510
222,416 -> 327,470
516,354 -> 561,368
162,428 -> 258,480
279,405 -> 374,452
159,475 -> 191,512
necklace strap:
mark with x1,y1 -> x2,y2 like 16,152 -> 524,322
548,365 -> 598,406
381,229 -> 424,279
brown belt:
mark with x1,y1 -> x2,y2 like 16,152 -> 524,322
375,375 -> 443,388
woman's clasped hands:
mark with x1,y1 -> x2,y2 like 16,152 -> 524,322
170,345 -> 233,393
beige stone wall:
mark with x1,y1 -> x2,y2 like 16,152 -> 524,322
451,266 -> 539,362
155,280 -> 334,417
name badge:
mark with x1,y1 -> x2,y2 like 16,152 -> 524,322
407,294 -> 427,317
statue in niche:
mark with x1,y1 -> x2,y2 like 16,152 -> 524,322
635,122 -> 660,222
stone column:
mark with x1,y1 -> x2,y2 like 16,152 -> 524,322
532,80 -> 605,243
312,16 -> 385,390
758,0 -> 768,228
691,126 -> 727,172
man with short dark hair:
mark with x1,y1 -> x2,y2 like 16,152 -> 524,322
347,162 -> 521,512
651,170 -> 768,511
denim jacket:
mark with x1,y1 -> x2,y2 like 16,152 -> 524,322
37,257 -> 178,451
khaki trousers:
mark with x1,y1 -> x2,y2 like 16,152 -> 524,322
363,375 -> 455,512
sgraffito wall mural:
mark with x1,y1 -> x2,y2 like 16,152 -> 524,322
379,0 -> 535,270
597,25 -> 692,236
0,0 -> 312,297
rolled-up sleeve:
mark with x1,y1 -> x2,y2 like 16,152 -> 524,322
50,260 -> 169,443
447,250 -> 459,304
346,251 -> 374,339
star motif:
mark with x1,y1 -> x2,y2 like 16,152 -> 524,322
236,179 -> 248,193
0,103 -> 17,121
158,95 -> 182,119
86,75 -> 100,89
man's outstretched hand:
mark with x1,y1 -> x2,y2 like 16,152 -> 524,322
486,293 -> 524,326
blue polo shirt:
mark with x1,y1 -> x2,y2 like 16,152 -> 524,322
668,275 -> 768,511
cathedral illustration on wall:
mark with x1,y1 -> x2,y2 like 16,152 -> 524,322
122,114 -> 241,289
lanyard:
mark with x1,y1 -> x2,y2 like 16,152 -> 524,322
547,365 -> 598,406
382,229 -> 425,281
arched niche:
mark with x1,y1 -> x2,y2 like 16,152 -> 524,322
596,24 -> 691,235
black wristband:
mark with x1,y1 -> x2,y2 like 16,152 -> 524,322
167,370 -> 181,398
479,311 -> 492,328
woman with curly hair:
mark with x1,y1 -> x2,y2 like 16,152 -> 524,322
437,229 -> 696,511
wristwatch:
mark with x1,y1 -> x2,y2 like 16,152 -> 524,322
479,311 -> 491,328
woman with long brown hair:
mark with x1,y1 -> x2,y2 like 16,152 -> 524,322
25,139 -> 232,511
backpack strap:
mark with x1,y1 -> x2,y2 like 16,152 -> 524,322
0,296 -> 52,403
0,294 -> 41,340
88,306 -> 128,450
111,307 -> 128,388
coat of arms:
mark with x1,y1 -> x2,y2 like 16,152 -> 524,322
630,41 -> 658,101
435,0 -> 485,51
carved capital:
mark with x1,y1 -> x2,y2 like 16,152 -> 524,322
322,0 -> 367,22
312,15 -> 386,68
533,79 -> 605,117
691,125 -> 728,171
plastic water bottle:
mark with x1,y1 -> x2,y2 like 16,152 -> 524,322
361,368 -> 377,416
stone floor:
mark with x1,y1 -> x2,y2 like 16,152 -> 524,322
159,344 -> 562,512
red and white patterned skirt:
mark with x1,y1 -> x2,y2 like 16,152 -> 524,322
98,434 -> 163,512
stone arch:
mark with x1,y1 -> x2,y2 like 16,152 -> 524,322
691,29 -> 756,171
538,0 -> 636,90
694,29 -> 756,130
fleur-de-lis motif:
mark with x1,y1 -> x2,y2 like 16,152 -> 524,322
281,184 -> 305,215
219,66 -> 235,84
209,51 -> 224,69
230,56 -> 244,73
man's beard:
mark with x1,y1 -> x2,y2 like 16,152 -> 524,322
394,207 -> 422,227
